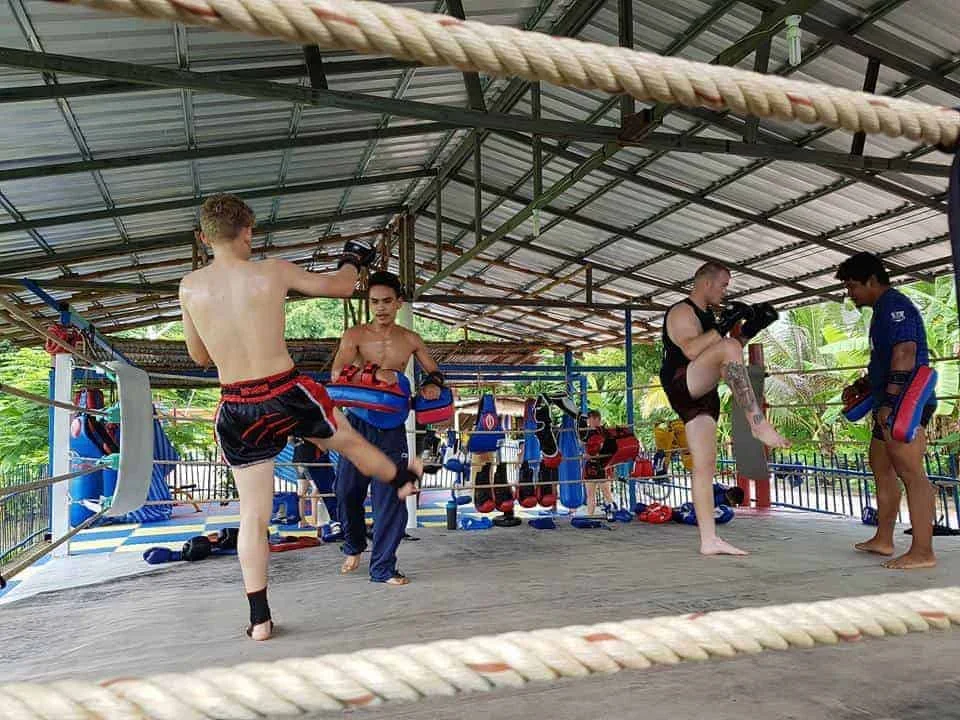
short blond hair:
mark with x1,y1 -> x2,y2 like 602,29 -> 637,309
199,193 -> 255,243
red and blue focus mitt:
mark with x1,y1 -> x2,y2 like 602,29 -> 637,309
842,376 -> 874,422
414,371 -> 453,425
886,366 -> 937,443
326,362 -> 411,416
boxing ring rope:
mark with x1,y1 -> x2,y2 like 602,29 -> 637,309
52,0 -> 960,147
3,586 -> 960,719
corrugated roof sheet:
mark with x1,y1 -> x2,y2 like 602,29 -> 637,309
0,0 -> 956,350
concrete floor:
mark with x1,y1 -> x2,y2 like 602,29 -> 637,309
3,509 -> 960,719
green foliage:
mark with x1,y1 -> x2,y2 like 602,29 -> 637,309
3,278 -> 958,467
285,298 -> 347,338
0,347 -> 51,469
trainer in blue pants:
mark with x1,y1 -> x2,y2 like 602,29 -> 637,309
336,411 -> 409,582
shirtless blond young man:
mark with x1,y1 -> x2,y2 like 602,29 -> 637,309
331,271 -> 442,585
659,262 -> 789,556
179,195 -> 421,641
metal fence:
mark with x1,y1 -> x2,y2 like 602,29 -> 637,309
619,448 -> 960,529
0,464 -> 51,566
4,444 -> 958,563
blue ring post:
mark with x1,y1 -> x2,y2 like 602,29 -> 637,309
625,309 -> 637,510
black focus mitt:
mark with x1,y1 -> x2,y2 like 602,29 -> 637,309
337,237 -> 377,272
716,301 -> 752,336
738,302 -> 778,340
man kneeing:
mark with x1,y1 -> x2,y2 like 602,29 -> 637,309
179,194 -> 421,641
660,262 -> 789,556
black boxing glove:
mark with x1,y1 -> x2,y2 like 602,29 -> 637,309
390,461 -> 420,492
181,535 -> 212,561
420,370 -> 445,392
739,302 -> 778,340
715,301 -> 753,336
337,238 -> 377,272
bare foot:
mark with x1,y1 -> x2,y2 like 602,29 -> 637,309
854,537 -> 895,556
340,554 -> 361,574
700,537 -> 749,556
382,573 -> 410,586
751,420 -> 791,449
882,551 -> 936,570
247,620 -> 273,641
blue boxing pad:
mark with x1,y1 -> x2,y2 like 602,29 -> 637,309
889,366 -> 937,443
466,393 -> 504,453
842,377 -> 874,422
714,505 -> 735,524
349,372 -> 412,430
522,398 -> 542,462
529,516 -> 556,530
143,546 -> 181,564
557,411 -> 585,509
612,508 -> 634,523
414,386 -> 454,425
571,517 -> 604,529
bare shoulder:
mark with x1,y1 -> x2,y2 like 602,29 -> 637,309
667,302 -> 695,325
399,326 -> 426,346
179,267 -> 206,293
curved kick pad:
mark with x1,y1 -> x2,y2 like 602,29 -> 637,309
557,411 -> 585,509
889,366 -> 938,443
104,361 -> 154,518
346,372 -> 412,430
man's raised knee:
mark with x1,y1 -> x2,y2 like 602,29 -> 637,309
719,337 -> 745,361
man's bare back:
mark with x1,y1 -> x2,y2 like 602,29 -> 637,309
180,257 -> 360,384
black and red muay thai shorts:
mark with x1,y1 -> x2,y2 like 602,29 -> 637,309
215,368 -> 337,468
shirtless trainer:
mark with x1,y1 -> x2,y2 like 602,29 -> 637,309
179,194 -> 422,641
331,271 -> 443,585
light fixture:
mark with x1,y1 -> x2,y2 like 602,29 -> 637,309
786,15 -> 802,66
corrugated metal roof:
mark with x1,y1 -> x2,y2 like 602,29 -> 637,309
0,0 -> 956,351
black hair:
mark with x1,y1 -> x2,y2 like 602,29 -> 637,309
587,409 -> 601,419
834,252 -> 890,285
367,271 -> 405,299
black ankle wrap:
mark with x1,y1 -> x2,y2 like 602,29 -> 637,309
247,587 -> 271,626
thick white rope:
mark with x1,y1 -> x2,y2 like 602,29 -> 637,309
54,0 -> 959,147
2,585 -> 958,719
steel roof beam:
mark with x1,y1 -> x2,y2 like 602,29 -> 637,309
0,57 -> 420,103
418,0 -> 827,295
0,168 -> 430,233
0,123 -> 457,184
0,204 -> 401,276
0,47 -> 621,143
445,176 -> 835,300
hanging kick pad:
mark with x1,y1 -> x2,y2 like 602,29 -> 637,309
535,394 -> 560,469
473,462 -> 495,513
492,462 -> 515,513
558,411 -> 585,509
103,361 -> 154,517
466,393 -> 504,453
730,364 -> 770,480
517,398 -> 540,508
